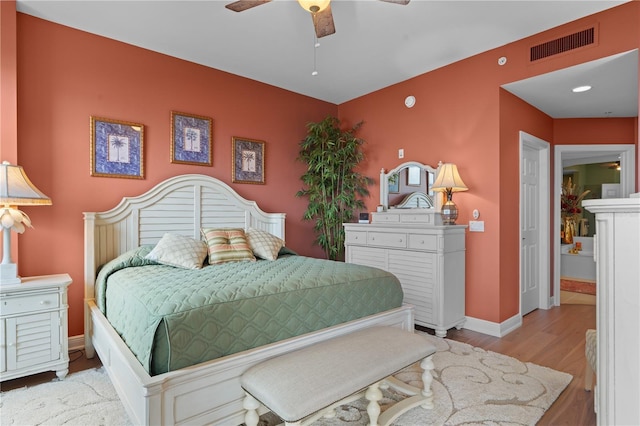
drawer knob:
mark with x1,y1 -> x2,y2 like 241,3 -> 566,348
40,300 -> 49,305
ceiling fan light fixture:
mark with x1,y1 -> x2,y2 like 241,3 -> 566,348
298,0 -> 330,13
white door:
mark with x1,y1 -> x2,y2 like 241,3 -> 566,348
521,144 -> 540,315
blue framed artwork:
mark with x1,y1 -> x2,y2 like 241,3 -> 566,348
171,111 -> 213,166
90,116 -> 144,179
232,137 -> 265,184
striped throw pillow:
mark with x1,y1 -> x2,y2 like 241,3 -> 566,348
201,228 -> 256,264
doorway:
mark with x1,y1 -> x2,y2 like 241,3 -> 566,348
553,144 -> 636,305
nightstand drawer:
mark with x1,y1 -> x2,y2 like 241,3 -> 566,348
408,234 -> 438,251
1,292 -> 59,315
367,232 -> 407,248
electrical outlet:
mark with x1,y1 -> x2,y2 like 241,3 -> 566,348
398,149 -> 404,159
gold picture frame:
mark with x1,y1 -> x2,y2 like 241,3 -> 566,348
90,116 -> 144,179
231,137 -> 265,184
170,111 -> 213,166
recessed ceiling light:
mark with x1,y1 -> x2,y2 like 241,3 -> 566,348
572,85 -> 592,93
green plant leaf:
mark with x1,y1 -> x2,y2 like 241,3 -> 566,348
296,116 -> 372,260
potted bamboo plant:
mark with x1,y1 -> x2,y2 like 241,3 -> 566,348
296,116 -> 373,260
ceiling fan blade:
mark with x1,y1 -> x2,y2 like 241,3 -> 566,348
312,5 -> 336,38
378,0 -> 410,4
225,0 -> 271,12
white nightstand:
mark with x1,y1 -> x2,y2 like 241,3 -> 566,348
0,274 -> 72,381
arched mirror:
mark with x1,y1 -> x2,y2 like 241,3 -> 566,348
380,161 -> 441,210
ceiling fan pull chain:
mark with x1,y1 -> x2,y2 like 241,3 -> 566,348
312,34 -> 319,76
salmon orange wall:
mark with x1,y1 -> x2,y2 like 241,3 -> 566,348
554,118 -> 638,144
338,2 -> 639,324
11,13 -> 335,337
5,3 -> 639,338
498,89 -> 554,320
0,1 -> 19,265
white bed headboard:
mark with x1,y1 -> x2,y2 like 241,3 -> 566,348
84,174 -> 285,298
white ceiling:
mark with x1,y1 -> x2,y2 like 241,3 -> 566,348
503,49 -> 637,118
15,0 -> 638,117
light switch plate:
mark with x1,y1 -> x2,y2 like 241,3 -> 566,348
469,220 -> 484,232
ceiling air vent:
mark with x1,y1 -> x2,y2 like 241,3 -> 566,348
530,27 -> 595,62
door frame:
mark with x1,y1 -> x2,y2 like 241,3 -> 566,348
553,144 -> 636,305
520,131 -> 551,313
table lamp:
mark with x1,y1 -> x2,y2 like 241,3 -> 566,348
432,163 -> 468,225
1,161 -> 52,285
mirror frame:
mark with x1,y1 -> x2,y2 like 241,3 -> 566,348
380,161 -> 442,210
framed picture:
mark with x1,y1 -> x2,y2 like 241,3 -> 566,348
388,172 -> 399,193
171,111 -> 213,166
232,137 -> 265,184
407,166 -> 421,186
90,116 -> 144,179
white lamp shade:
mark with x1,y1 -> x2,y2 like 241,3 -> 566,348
431,163 -> 468,192
0,161 -> 52,206
298,0 -> 330,13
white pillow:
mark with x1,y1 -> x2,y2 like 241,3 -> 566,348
145,233 -> 208,269
245,228 -> 285,261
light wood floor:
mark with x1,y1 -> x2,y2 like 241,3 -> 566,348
560,289 -> 596,305
444,303 -> 597,426
2,303 -> 596,425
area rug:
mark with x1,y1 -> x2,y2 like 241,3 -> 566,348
0,333 -> 572,426
561,278 -> 596,295
0,368 -> 130,426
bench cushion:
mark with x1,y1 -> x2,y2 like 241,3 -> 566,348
241,326 -> 436,422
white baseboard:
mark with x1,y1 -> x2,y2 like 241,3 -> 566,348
69,335 -> 85,352
463,314 -> 522,337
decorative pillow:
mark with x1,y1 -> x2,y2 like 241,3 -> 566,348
201,228 -> 256,264
245,228 -> 285,261
145,233 -> 208,269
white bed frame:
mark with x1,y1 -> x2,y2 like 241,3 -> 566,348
84,174 -> 414,426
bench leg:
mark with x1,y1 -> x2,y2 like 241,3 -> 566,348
365,381 -> 383,426
584,361 -> 595,391
243,392 -> 261,426
420,354 -> 435,409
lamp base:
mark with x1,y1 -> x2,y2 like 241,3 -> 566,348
0,263 -> 22,286
440,200 -> 459,225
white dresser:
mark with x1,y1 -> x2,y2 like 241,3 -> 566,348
584,197 -> 640,426
344,214 -> 466,337
0,274 -> 72,381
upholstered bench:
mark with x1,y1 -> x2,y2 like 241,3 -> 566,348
241,326 -> 437,426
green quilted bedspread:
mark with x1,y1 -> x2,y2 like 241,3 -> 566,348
95,247 -> 403,375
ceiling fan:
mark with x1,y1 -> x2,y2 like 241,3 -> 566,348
225,0 -> 410,38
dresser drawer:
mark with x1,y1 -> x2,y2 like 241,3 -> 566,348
408,234 -> 438,251
345,231 -> 367,245
1,292 -> 59,315
371,213 -> 400,223
367,232 -> 407,248
401,214 -> 433,224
